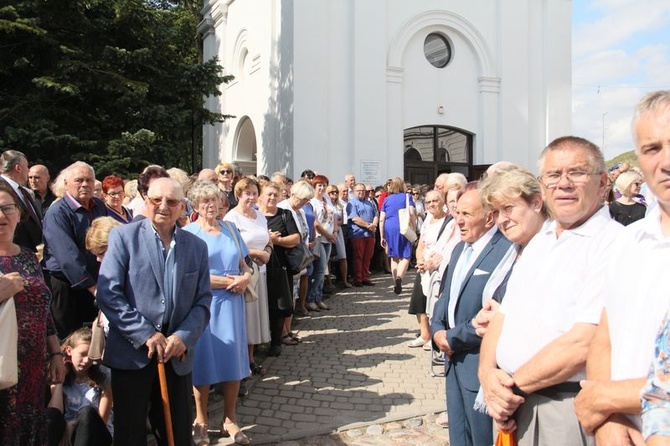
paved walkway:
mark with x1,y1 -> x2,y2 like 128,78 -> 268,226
207,271 -> 448,445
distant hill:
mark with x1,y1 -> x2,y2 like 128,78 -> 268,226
607,150 -> 637,170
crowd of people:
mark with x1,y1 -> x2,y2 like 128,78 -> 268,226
1,89 -> 669,446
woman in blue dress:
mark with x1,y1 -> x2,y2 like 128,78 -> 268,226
185,181 -> 252,446
379,177 -> 416,294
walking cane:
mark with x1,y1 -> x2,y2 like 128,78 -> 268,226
157,361 -> 176,446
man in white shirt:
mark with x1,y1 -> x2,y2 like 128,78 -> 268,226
574,90 -> 670,444
479,136 -> 622,446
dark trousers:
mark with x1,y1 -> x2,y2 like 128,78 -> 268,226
351,237 -> 375,283
46,406 -> 112,446
111,360 -> 192,446
49,275 -> 97,339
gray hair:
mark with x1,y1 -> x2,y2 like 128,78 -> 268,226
0,150 -> 27,174
632,90 -> 670,150
187,180 -> 222,206
65,161 -> 95,180
538,136 -> 605,174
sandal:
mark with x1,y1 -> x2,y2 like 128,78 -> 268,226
192,423 -> 210,445
288,332 -> 302,343
222,421 -> 251,445
250,363 -> 266,376
281,335 -> 299,345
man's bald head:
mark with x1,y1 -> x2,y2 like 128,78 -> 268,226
29,164 -> 51,195
197,168 -> 218,184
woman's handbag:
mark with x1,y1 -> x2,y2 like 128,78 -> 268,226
285,240 -> 314,275
280,211 -> 314,274
223,221 -> 259,302
266,253 -> 293,313
0,297 -> 18,390
398,193 -> 417,243
89,310 -> 106,363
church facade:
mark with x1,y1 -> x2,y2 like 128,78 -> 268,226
199,0 -> 571,184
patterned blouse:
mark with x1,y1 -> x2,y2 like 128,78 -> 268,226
641,309 -> 670,439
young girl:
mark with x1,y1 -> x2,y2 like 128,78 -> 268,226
46,328 -> 113,446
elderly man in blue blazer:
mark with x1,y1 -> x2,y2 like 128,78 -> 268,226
431,184 -> 512,446
97,177 -> 212,446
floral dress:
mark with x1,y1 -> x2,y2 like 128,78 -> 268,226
0,248 -> 56,445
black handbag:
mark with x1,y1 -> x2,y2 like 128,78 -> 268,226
281,211 -> 314,274
266,253 -> 293,314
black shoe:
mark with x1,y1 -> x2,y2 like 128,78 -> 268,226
362,280 -> 375,286
353,282 -> 363,287
268,345 -> 282,357
238,382 -> 249,398
393,278 -> 402,294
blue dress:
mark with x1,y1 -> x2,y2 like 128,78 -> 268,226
183,222 -> 250,385
382,193 -> 414,258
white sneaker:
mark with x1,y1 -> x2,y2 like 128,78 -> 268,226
423,341 -> 433,351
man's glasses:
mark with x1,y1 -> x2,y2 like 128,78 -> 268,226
0,204 -> 19,215
539,170 -> 601,189
148,197 -> 182,208
219,169 -> 232,175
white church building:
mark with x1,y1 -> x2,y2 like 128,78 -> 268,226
199,0 -> 572,185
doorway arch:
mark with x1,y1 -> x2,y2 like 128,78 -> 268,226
233,116 -> 258,174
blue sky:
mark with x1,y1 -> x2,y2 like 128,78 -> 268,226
572,0 -> 670,160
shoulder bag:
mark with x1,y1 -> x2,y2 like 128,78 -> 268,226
281,211 -> 314,274
88,310 -> 106,363
398,193 -> 417,243
0,296 -> 18,390
222,221 -> 259,302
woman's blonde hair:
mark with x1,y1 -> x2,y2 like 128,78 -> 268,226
614,170 -> 642,197
290,180 -> 315,200
479,164 -> 547,217
86,217 -> 122,252
387,177 -> 406,194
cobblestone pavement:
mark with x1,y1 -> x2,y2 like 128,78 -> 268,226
206,271 -> 449,445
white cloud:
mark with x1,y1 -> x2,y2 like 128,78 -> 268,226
572,1 -> 670,160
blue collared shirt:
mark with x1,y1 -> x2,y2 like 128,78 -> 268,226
149,224 -> 178,331
348,197 -> 378,238
43,194 -> 107,288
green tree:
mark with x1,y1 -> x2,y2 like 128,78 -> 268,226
0,0 -> 233,178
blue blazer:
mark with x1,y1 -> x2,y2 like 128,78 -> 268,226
431,229 -> 512,390
97,218 -> 212,376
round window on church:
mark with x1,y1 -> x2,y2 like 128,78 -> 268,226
424,33 -> 452,68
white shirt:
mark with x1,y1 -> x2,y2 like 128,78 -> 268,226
606,204 -> 670,429
496,206 -> 623,380
447,225 -> 497,327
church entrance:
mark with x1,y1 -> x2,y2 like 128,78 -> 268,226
403,125 -> 474,186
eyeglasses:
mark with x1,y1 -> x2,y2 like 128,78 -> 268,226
147,196 -> 182,208
539,170 -> 602,189
106,191 -> 123,197
0,204 -> 19,215
328,191 -> 339,195
219,169 -> 232,175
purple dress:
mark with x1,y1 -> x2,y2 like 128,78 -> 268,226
382,193 -> 415,258
0,248 -> 55,445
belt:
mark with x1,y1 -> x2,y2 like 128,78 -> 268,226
512,381 -> 581,400
535,381 -> 581,399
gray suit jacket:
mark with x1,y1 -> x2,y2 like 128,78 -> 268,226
97,218 -> 212,375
